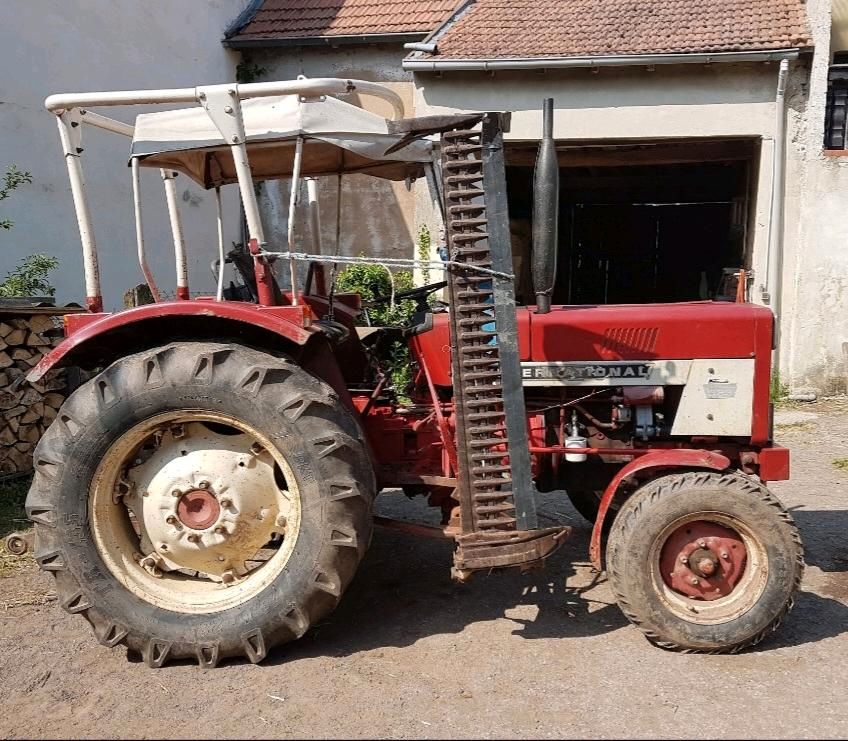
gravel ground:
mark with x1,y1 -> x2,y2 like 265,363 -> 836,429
1,400 -> 846,740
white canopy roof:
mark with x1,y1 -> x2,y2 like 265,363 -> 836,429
130,94 -> 433,188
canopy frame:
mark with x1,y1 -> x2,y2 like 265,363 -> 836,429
48,78 -> 410,311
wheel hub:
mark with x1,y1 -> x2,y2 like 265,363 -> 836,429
177,489 -> 221,530
660,521 -> 747,601
123,422 -> 290,581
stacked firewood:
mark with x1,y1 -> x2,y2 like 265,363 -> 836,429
0,314 -> 66,474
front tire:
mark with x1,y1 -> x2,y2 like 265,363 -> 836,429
606,470 -> 803,653
26,341 -> 375,667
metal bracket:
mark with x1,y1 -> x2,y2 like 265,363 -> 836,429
57,108 -> 84,156
196,84 -> 246,145
196,83 -> 266,246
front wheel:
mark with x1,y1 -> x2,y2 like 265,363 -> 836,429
26,341 -> 375,667
606,470 -> 803,653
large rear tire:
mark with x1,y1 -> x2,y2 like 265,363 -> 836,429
26,342 -> 375,667
606,470 -> 803,653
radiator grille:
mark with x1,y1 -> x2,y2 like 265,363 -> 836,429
600,327 -> 659,357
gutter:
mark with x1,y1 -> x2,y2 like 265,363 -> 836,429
403,48 -> 801,72
225,31 -> 427,49
764,58 -> 791,354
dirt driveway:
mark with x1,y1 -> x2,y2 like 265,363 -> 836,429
1,400 -> 847,739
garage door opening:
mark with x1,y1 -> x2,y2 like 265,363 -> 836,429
505,138 -> 759,306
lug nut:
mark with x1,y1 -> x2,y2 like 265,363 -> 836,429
171,488 -> 182,498
276,514 -> 288,529
214,526 -> 226,535
697,540 -> 707,548
720,551 -> 730,560
690,577 -> 700,586
198,480 -> 210,489
187,534 -> 200,543
166,515 -> 177,525
679,556 -> 688,565
220,498 -> 232,508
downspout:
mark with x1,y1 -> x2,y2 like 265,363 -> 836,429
765,59 -> 790,359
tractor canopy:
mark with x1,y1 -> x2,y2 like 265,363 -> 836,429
130,93 -> 433,188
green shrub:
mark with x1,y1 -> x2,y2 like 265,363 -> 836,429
335,261 -> 417,327
0,254 -> 59,298
417,225 -> 432,285
335,261 -> 418,403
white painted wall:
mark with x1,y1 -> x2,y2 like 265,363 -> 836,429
784,0 -> 848,394
0,0 -> 247,309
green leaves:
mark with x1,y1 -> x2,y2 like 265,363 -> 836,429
0,165 -> 32,231
335,261 -> 417,327
335,261 -> 417,403
0,254 -> 59,298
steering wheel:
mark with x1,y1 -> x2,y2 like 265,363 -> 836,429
365,280 -> 448,313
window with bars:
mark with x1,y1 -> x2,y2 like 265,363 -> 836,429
825,53 -> 848,150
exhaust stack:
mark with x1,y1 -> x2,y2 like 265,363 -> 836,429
532,98 -> 559,314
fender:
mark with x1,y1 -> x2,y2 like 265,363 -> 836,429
589,449 -> 731,570
27,301 -> 319,383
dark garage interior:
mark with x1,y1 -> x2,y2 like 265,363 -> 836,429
505,138 -> 759,306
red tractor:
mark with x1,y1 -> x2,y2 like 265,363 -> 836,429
24,79 -> 802,667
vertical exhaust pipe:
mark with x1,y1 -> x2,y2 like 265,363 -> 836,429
532,98 -> 559,314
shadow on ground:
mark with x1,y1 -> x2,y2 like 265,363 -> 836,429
261,520 -> 628,667
110,488 -> 848,667
239,498 -> 848,667
790,508 -> 848,573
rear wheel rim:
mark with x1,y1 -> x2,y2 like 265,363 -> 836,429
90,411 -> 302,614
650,512 -> 768,625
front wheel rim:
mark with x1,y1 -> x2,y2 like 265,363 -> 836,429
650,512 -> 768,625
90,411 -> 302,614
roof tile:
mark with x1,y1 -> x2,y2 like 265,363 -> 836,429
427,0 -> 811,59
230,0 -> 459,41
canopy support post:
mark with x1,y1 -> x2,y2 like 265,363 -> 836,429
214,186 -> 226,301
161,169 -> 189,300
306,177 -> 327,295
286,136 -> 304,305
57,109 -> 103,312
131,158 -> 161,302
197,84 -> 277,306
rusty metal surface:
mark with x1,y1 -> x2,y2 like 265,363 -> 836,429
4,530 -> 34,556
660,520 -> 748,601
177,489 -> 221,530
453,525 -> 570,573
441,115 -> 539,549
589,449 -> 731,570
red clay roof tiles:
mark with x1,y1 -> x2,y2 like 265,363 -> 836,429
426,0 -> 811,59
229,0 -> 460,41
